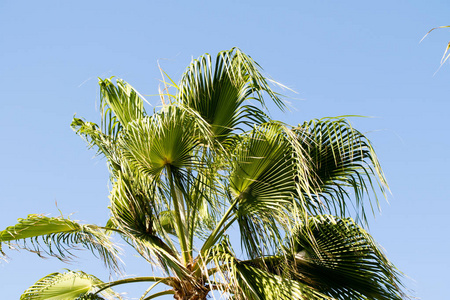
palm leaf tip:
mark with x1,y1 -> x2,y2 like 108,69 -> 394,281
421,26 -> 450,70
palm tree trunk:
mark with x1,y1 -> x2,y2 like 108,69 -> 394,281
173,282 -> 209,300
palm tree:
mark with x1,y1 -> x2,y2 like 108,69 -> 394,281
0,48 -> 406,299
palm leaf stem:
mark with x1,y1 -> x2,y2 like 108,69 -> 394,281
199,201 -> 237,253
142,290 -> 175,300
94,277 -> 171,295
139,280 -> 165,300
196,198 -> 240,273
166,165 -> 190,265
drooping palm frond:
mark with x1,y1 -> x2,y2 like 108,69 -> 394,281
109,170 -> 164,241
295,117 -> 388,223
0,215 -> 120,271
286,215 -> 404,300
21,270 -> 121,300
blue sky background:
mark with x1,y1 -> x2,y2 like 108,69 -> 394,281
1,0 -> 449,299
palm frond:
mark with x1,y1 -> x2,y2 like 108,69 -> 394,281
287,215 -> 405,300
0,215 -> 120,271
114,227 -> 192,282
119,106 -> 204,178
109,172 -> 164,240
296,117 -> 388,223
71,77 -> 149,171
107,174 -> 189,278
207,237 -> 329,300
228,122 -> 312,259
71,118 -> 122,173
176,48 -> 286,147
99,77 -> 147,130
20,270 -> 120,300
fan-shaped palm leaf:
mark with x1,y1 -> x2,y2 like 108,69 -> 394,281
120,106 -> 203,177
176,48 -> 286,148
224,122 -> 311,259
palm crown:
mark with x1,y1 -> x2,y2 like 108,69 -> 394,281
1,48 -> 406,300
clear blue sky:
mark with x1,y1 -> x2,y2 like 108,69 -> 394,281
1,0 -> 449,299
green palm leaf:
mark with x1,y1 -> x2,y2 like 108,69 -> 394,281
288,215 -> 404,300
21,270 -> 120,300
296,117 -> 388,222
99,78 -> 147,131
120,106 -> 207,177
0,215 -> 120,271
177,48 -> 285,147
208,238 -> 329,300
71,78 -> 148,174
71,118 -> 122,174
227,122 -> 311,259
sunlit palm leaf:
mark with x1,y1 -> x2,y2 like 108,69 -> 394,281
99,78 -> 147,131
0,215 -> 120,271
108,172 -> 184,271
234,264 -> 331,300
109,172 -> 161,239
71,78 -> 148,173
107,174 -> 190,278
20,270 -> 120,300
120,106 -> 205,177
